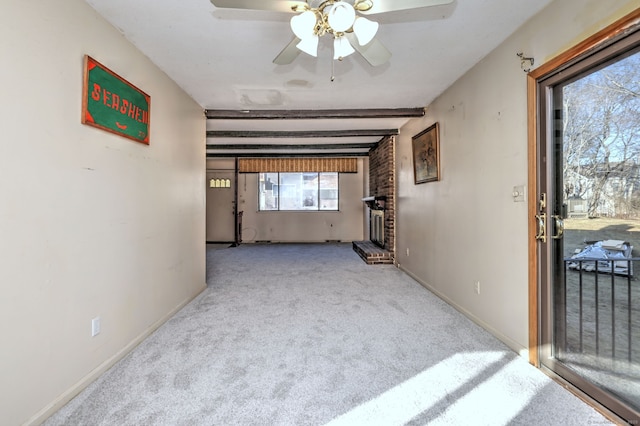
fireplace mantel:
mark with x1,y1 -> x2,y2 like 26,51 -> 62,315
362,195 -> 386,210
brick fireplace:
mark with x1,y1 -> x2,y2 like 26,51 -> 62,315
353,136 -> 395,264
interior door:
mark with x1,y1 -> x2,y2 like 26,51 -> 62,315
206,170 -> 236,243
535,32 -> 640,423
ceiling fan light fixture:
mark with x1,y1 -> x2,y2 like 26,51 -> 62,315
290,10 -> 317,40
296,35 -> 319,57
353,0 -> 374,12
333,36 -> 355,60
327,2 -> 356,33
353,16 -> 378,46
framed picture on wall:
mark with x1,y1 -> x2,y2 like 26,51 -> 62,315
81,55 -> 150,144
412,122 -> 440,184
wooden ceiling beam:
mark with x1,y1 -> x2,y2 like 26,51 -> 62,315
204,108 -> 425,120
207,143 -> 377,150
206,152 -> 367,158
207,129 -> 397,138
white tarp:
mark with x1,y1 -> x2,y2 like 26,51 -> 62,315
567,240 -> 634,276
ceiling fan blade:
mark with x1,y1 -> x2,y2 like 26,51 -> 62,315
358,0 -> 454,15
345,33 -> 391,67
273,37 -> 302,65
210,0 -> 306,13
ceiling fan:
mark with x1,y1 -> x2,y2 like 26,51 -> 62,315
210,0 -> 454,67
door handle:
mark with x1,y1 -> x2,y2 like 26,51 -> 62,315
535,213 -> 547,243
551,215 -> 564,239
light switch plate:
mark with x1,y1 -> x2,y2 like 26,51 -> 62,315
91,317 -> 101,337
513,185 -> 525,202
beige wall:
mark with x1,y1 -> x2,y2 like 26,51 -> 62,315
396,0 -> 640,355
0,1 -> 206,424
205,158 -> 367,243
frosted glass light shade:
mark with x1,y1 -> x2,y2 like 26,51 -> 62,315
353,17 -> 378,46
296,35 -> 319,57
290,11 -> 317,40
333,36 -> 355,60
327,2 -> 356,32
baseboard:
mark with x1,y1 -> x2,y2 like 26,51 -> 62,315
25,284 -> 206,426
398,266 -> 528,358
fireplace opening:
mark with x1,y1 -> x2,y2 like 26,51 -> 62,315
370,209 -> 385,248
362,196 -> 386,248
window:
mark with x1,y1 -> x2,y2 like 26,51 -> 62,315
258,172 -> 339,211
209,178 -> 231,188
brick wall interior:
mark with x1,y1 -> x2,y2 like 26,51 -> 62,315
368,136 -> 395,255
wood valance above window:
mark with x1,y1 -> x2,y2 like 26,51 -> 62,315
239,158 -> 358,173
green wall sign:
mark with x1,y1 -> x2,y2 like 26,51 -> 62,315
82,56 -> 150,144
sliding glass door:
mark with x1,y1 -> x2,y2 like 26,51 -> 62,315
535,25 -> 640,423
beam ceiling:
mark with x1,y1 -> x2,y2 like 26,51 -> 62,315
205,108 -> 424,158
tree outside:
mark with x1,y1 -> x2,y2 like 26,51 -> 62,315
563,51 -> 640,219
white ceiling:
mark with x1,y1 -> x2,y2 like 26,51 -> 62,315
84,0 -> 553,157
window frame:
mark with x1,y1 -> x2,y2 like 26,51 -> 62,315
258,172 -> 340,212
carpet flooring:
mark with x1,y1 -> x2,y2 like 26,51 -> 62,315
44,243 -> 612,425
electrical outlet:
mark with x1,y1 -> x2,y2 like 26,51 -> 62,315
406,248 -> 410,256
91,317 -> 101,337
474,281 -> 480,295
